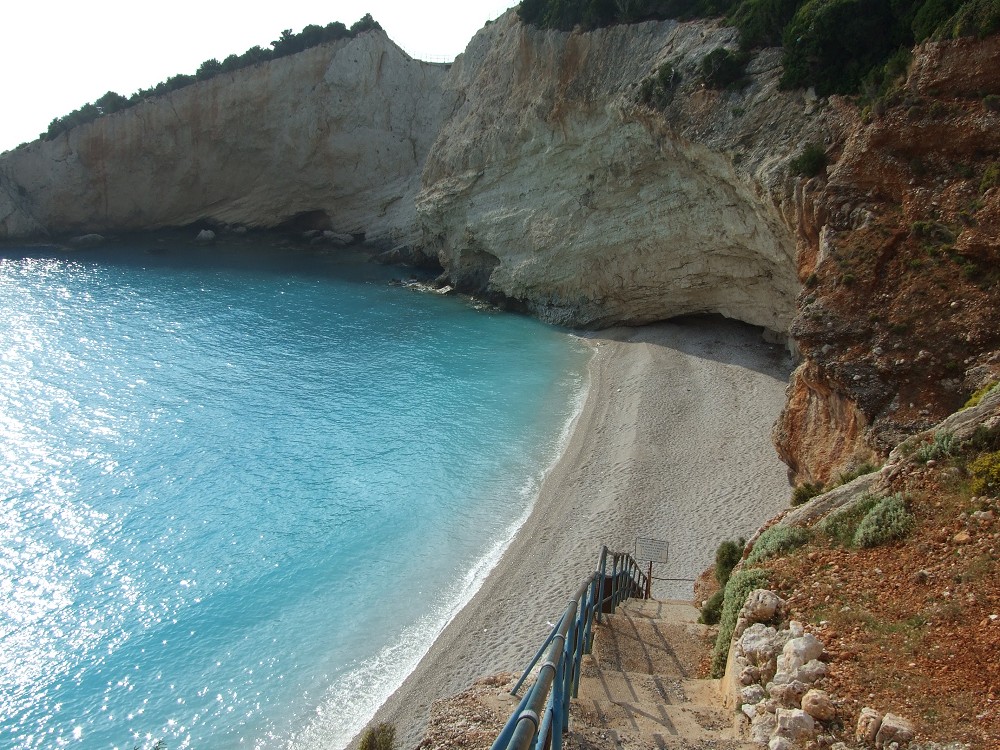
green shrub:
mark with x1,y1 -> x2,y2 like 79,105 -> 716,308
710,567 -> 770,677
981,162 -> 1000,194
729,0 -> 802,48
699,590 -> 725,624
359,722 -> 396,750
638,61 -> 683,107
965,381 -> 998,408
969,450 -> 1000,495
915,431 -> 956,463
853,493 -> 915,547
746,525 -> 811,564
962,424 -> 1000,454
932,0 -> 1000,38
791,481 -> 825,506
835,462 -> 878,486
789,143 -> 828,177
715,537 -> 746,586
700,48 -> 751,88
818,492 -> 881,546
780,0 -> 901,95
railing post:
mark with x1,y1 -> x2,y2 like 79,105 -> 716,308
596,547 -> 608,623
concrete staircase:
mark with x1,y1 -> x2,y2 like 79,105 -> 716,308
566,599 -> 753,750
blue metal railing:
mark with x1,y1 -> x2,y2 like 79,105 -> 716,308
491,546 -> 649,750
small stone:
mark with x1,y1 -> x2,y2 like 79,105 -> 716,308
775,707 -> 816,742
796,659 -> 828,684
857,707 -> 883,744
741,589 -> 785,625
739,664 -> 762,686
740,623 -> 784,665
802,689 -> 837,721
750,712 -> 777,745
778,634 -> 825,674
875,713 -> 915,747
68,233 -> 106,248
952,531 -> 972,545
741,684 -> 767,706
789,621 -> 806,638
911,569 -> 930,584
769,738 -> 796,750
770,680 -> 810,708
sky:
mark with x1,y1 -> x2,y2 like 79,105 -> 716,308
0,1 -> 514,152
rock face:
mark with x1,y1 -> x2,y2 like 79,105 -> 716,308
417,15 -> 830,331
2,13 -> 997,483
0,31 -> 449,246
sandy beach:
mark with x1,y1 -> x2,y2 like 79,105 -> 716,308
367,317 -> 795,748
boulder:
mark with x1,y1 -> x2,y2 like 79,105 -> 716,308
740,664 -> 763,686
876,713 -> 916,747
195,229 -> 216,244
322,230 -> 355,246
778,634 -> 825,674
769,738 -> 796,750
768,680 -> 810,709
750,712 -> 777,745
68,233 -> 105,248
795,658 -> 828,684
740,623 -> 785,664
856,707 -> 883,745
774,707 -> 816,743
742,589 -> 784,624
741,684 -> 767,706
802,689 -> 836,721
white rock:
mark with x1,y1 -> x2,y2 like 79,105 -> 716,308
750,712 -> 777,745
742,589 -> 785,624
795,658 -> 828,684
788,620 -> 805,638
195,229 -> 216,243
875,713 -> 915,747
801,688 -> 836,721
778,633 -> 824,674
741,684 -> 767,706
857,707 -> 883,744
740,623 -> 784,664
774,707 -> 816,742
769,737 -> 796,750
322,231 -> 354,246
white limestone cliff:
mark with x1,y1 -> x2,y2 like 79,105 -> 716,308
416,14 -> 838,332
0,31 -> 449,246
0,13 -> 838,337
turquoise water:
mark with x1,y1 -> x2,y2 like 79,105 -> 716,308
0,243 -> 588,750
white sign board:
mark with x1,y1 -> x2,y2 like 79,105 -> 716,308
635,537 -> 669,564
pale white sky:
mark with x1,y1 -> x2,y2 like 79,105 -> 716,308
1,1 -> 514,152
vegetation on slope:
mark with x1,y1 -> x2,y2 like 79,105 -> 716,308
708,413 -> 1000,744
517,0 -> 1000,95
40,15 -> 381,142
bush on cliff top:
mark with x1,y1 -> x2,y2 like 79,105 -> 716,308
517,0 -> 999,96
42,16 -> 381,142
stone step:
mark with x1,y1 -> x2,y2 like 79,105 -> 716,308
591,605 -> 708,678
576,666 -> 690,708
569,679 -> 749,746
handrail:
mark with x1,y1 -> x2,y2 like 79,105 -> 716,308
491,546 -> 649,750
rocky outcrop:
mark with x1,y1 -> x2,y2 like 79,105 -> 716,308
2,12 -> 997,483
0,31 -> 449,246
417,14 -> 836,332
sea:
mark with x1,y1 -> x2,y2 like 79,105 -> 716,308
0,240 -> 590,750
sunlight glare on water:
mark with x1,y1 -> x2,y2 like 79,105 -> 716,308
0,244 -> 588,750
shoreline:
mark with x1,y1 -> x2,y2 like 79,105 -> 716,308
363,317 -> 795,749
